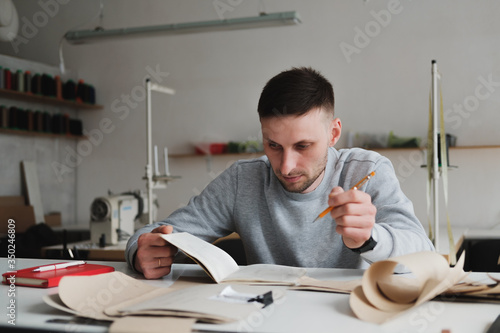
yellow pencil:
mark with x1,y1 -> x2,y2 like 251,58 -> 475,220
312,171 -> 376,223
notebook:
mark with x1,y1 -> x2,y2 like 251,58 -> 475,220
2,261 -> 115,288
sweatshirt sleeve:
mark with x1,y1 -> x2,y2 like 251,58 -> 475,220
125,163 -> 239,269
359,156 -> 435,264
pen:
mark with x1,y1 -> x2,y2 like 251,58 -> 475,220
32,261 -> 86,272
313,171 -> 376,223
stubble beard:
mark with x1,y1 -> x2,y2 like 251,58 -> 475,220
277,153 -> 328,193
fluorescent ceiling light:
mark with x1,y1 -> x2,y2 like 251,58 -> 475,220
64,11 -> 301,45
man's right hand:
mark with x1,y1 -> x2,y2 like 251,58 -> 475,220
134,225 -> 177,279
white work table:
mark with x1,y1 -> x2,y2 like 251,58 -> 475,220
1,258 -> 499,333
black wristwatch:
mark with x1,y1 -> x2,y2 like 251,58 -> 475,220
349,236 -> 377,254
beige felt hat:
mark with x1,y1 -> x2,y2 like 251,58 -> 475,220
0,0 -> 19,42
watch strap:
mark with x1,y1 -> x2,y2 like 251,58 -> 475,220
349,236 -> 377,254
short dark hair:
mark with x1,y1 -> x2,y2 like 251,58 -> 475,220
257,67 -> 335,119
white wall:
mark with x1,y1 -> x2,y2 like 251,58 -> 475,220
1,0 -> 499,235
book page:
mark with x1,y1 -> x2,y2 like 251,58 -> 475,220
222,264 -> 306,285
162,233 -> 239,283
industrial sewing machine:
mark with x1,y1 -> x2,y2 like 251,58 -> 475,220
89,191 -> 157,245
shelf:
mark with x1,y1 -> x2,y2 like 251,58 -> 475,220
0,88 -> 102,110
448,145 -> 500,150
374,145 -> 500,151
0,127 -> 87,140
170,145 -> 500,158
170,152 -> 264,158
371,147 -> 422,151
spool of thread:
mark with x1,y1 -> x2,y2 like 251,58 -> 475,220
0,66 -> 4,89
17,108 -> 28,130
55,75 -> 62,100
24,71 -> 32,94
11,70 -> 17,91
88,84 -> 96,104
63,80 -> 76,100
42,111 -> 51,133
63,114 -> 69,134
4,69 -> 12,90
8,106 -> 18,129
27,110 -> 34,131
76,79 -> 85,103
16,70 -> 24,93
0,105 -> 8,128
31,74 -> 42,94
41,74 -> 55,97
83,83 -> 90,103
34,111 -> 43,132
52,113 -> 63,134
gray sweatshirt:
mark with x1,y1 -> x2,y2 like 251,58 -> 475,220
126,147 -> 434,269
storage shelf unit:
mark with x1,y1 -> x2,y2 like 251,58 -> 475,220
0,88 -> 102,140
170,152 -> 263,158
0,88 -> 102,110
0,127 -> 88,140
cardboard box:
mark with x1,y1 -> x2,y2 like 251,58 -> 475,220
0,196 -> 26,207
44,212 -> 61,227
0,205 -> 36,233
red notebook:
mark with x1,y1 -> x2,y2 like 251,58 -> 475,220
2,261 -> 115,288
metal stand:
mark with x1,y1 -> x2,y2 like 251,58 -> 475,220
431,60 -> 440,251
144,78 -> 180,225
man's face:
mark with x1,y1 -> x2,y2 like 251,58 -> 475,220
260,108 -> 341,194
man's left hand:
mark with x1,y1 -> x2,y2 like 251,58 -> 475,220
328,186 -> 377,249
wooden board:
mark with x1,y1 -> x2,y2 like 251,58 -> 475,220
21,160 -> 45,223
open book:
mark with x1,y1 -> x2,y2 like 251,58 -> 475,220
162,232 -> 306,285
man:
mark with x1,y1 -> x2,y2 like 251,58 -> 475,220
126,67 -> 434,279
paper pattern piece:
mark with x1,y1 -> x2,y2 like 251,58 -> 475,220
162,232 -> 306,284
58,271 -> 161,321
113,283 -> 273,322
349,251 -> 467,324
46,271 -> 283,324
